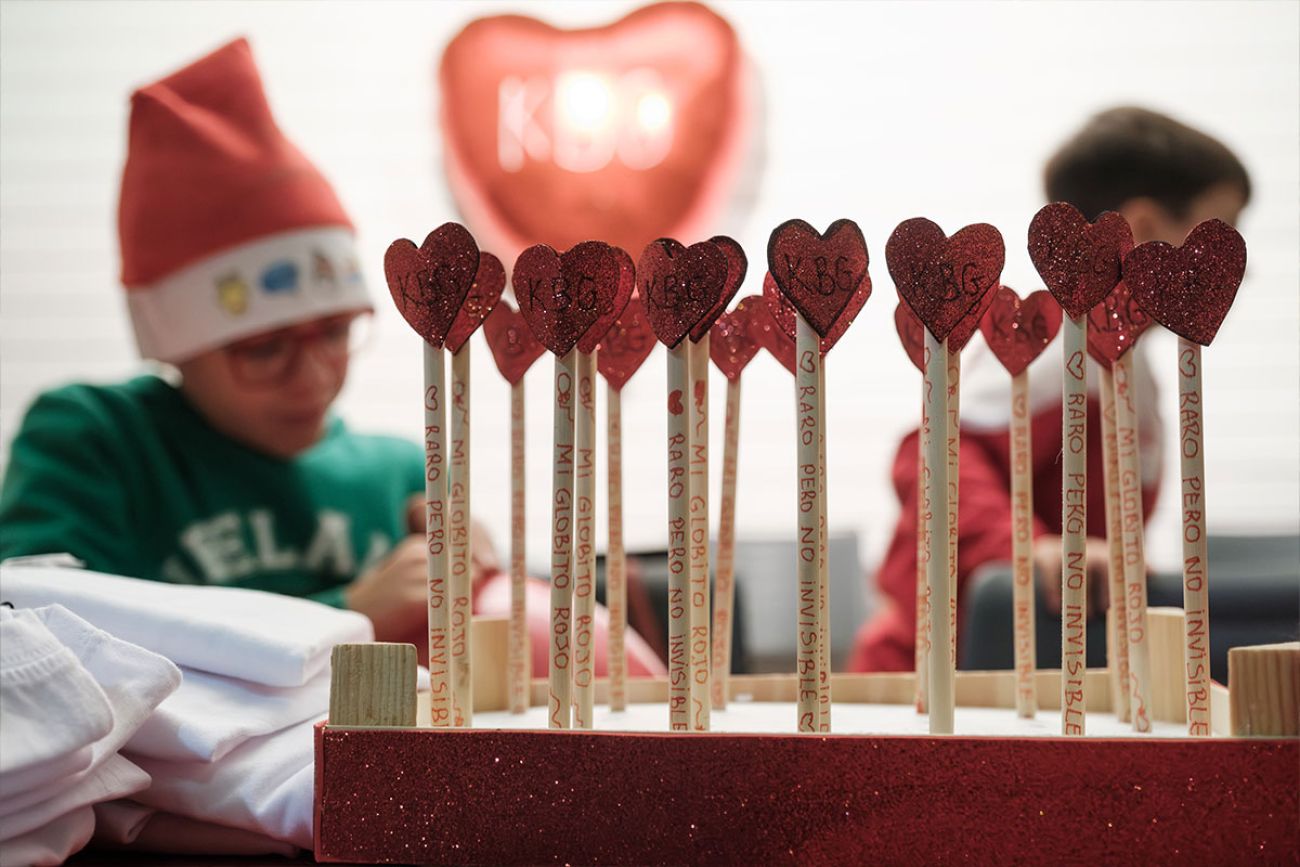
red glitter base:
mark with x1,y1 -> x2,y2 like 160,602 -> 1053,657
314,723 -> 1298,865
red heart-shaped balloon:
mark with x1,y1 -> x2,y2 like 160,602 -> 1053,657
385,222 -> 479,348
639,238 -> 728,348
762,271 -> 866,355
1086,280 -> 1151,368
766,219 -> 870,338
894,301 -> 926,374
1124,219 -> 1246,347
978,286 -> 1063,377
576,245 -> 635,354
886,218 -> 1003,341
597,292 -> 657,391
483,300 -> 546,385
1028,203 -> 1133,320
749,288 -> 795,375
445,252 -> 506,352
709,296 -> 760,381
513,241 -> 623,355
689,235 -> 747,342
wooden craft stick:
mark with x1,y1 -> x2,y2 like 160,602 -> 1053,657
423,342 -> 451,727
818,361 -> 831,732
1177,338 -> 1212,735
667,341 -> 692,731
795,314 -> 821,732
549,349 -> 576,730
449,343 -> 473,727
945,346 -> 960,672
711,375 -> 741,710
923,330 -> 954,733
688,335 -> 712,731
1113,350 -> 1153,732
1060,314 -> 1088,736
606,382 -> 628,711
1099,366 -> 1130,723
508,380 -> 528,714
572,350 -> 597,729
915,406 -> 930,714
1010,369 -> 1037,717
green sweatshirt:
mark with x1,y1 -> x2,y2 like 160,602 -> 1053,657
0,375 -> 424,608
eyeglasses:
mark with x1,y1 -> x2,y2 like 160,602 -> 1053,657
225,311 -> 371,386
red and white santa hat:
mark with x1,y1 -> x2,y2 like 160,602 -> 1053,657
118,38 -> 371,364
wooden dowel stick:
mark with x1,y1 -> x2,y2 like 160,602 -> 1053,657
1061,314 -> 1088,736
667,341 -> 691,731
711,376 -> 741,710
923,329 -> 953,733
606,383 -> 628,712
795,314 -> 821,732
914,400 -> 930,715
1114,350 -> 1153,732
572,350 -> 597,729
450,344 -> 473,727
1099,366 -> 1130,723
549,349 -> 576,730
818,360 -> 831,732
423,342 -> 451,727
1178,338 -> 1212,735
508,380 -> 528,714
946,347 -> 961,672
1010,369 -> 1037,717
688,336 -> 712,731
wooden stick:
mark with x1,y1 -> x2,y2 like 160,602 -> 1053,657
572,350 -> 597,730
1177,338 -> 1212,735
423,343 -> 451,727
923,329 -> 953,733
607,382 -> 628,712
667,341 -> 691,731
508,380 -> 528,714
711,376 -> 741,710
1061,314 -> 1087,736
914,399 -> 930,715
795,314 -> 821,732
945,347 -> 960,673
450,344 -> 473,727
818,360 -> 830,732
1099,366 -> 1130,723
688,335 -> 712,731
1010,370 -> 1037,717
1113,350 -> 1153,732
548,349 -> 576,730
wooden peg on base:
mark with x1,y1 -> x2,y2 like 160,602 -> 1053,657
1229,642 -> 1300,737
329,643 -> 418,727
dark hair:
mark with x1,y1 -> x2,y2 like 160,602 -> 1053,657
1044,107 -> 1251,221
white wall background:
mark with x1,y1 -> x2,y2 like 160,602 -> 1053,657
2,1 -> 1297,598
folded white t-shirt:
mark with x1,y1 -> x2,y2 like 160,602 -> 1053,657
93,800 -> 299,857
0,754 -> 150,842
0,805 -> 94,867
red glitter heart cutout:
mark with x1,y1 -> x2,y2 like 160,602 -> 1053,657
949,281 -> 996,352
894,302 -> 926,374
483,300 -> 546,386
1027,203 -> 1134,320
749,288 -> 795,375
886,218 -> 1003,341
577,245 -> 635,354
766,219 -> 870,338
639,238 -> 728,348
597,293 -> 657,392
762,271 -> 865,354
513,241 -> 623,355
709,297 -> 760,381
1123,219 -> 1246,347
979,286 -> 1063,377
690,235 -> 748,342
384,222 -> 479,348
445,252 -> 506,352
1086,280 -> 1152,368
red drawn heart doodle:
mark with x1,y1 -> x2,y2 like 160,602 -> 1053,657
1086,280 -> 1151,368
1123,219 -> 1246,347
979,286 -> 1063,377
1027,203 -> 1134,321
766,219 -> 870,338
948,280 -> 996,352
577,245 -> 635,354
894,302 -> 926,374
749,287 -> 795,375
886,218 -> 1003,341
709,296 -> 761,381
690,235 -> 747,342
483,300 -> 546,385
596,292 -> 657,392
445,252 -> 506,353
638,238 -> 728,348
762,271 -> 865,354
513,240 -> 623,355
385,222 -> 479,348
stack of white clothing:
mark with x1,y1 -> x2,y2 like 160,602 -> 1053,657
0,564 -> 374,862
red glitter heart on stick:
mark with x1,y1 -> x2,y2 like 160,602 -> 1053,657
483,300 -> 546,385
576,246 -> 635,354
597,293 -> 657,392
766,219 -> 870,338
384,222 -> 479,348
762,271 -> 866,354
639,238 -> 728,348
979,286 -> 1063,377
1123,219 -> 1246,347
749,289 -> 795,375
1027,203 -> 1133,320
513,241 -> 623,355
445,252 -> 506,352
709,297 -> 761,381
886,218 -> 1003,341
690,235 -> 748,342
1086,281 -> 1151,369
894,302 -> 926,374
949,281 -> 996,352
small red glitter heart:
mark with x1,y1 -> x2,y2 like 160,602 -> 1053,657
597,293 -> 657,392
577,246 -> 635,354
709,297 -> 760,381
894,302 -> 926,374
1085,280 -> 1151,368
1027,203 -> 1133,320
886,218 -> 1003,341
1123,219 -> 1246,347
639,238 -> 728,348
762,271 -> 866,354
749,287 -> 795,375
766,219 -> 870,338
445,252 -> 506,353
513,241 -> 623,355
690,235 -> 748,342
979,286 -> 1063,377
483,300 -> 546,385
949,282 -> 996,352
384,222 -> 479,348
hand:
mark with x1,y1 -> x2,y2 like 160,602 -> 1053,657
344,535 -> 427,641
1033,534 -> 1113,617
